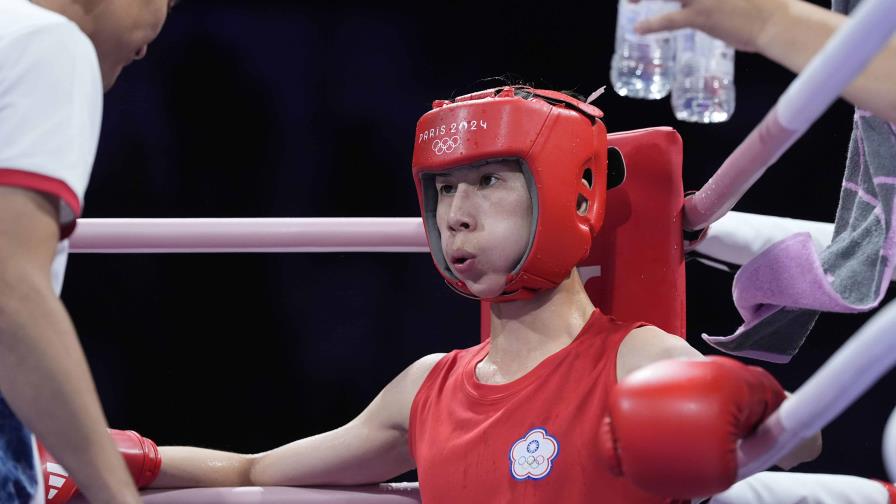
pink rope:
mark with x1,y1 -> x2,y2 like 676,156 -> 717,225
69,218 -> 429,253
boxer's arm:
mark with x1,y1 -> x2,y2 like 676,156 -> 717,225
602,355 -> 789,497
616,326 -> 821,471
152,353 -> 445,488
616,325 -> 704,383
0,188 -> 140,504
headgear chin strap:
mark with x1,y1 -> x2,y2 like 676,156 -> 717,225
412,86 -> 613,302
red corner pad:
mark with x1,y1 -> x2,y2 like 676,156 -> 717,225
0,168 -> 81,239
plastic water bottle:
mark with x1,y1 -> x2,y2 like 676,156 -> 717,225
610,0 -> 679,100
671,29 -> 736,122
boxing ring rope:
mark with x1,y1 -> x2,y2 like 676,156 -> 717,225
70,483 -> 422,504
682,0 -> 896,231
68,218 -> 428,253
886,406 -> 896,481
136,483 -> 423,504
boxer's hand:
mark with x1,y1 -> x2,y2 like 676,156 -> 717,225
39,429 -> 161,503
599,356 -> 786,498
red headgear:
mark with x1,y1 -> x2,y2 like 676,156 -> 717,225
412,86 -> 619,302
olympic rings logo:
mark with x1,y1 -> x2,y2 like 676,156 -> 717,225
431,136 -> 461,155
516,455 -> 547,469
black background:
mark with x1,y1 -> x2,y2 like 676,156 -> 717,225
62,0 -> 896,484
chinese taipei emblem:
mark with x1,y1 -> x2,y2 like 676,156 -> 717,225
509,427 -> 559,480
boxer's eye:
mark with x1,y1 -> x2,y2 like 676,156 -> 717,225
480,174 -> 498,187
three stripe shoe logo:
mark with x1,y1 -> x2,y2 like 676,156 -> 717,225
45,462 -> 69,501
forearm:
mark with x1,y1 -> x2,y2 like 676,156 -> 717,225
251,421 -> 413,487
155,423 -> 413,488
760,0 -> 896,122
0,271 -> 139,504
153,447 -> 254,488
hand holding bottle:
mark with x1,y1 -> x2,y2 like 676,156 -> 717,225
634,0 -> 789,53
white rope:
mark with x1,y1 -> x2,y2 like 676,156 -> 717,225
884,404 -> 896,481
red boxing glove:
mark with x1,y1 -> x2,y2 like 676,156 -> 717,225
39,429 -> 161,503
38,442 -> 77,504
108,429 -> 162,488
599,356 -> 786,498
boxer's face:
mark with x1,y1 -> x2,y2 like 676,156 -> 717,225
434,160 -> 532,298
88,0 -> 175,90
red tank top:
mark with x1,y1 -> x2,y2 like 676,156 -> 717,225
409,309 -> 683,503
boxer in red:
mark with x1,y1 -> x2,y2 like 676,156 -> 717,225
42,87 -> 838,503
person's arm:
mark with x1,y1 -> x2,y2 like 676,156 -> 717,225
635,0 -> 896,123
0,188 -> 141,504
152,353 -> 445,488
616,326 -> 821,471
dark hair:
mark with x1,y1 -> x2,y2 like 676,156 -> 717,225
459,75 -> 587,103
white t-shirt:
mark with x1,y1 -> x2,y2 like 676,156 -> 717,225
0,0 -> 103,294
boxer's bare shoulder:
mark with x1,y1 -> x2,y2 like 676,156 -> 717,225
365,352 -> 447,431
616,325 -> 703,381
